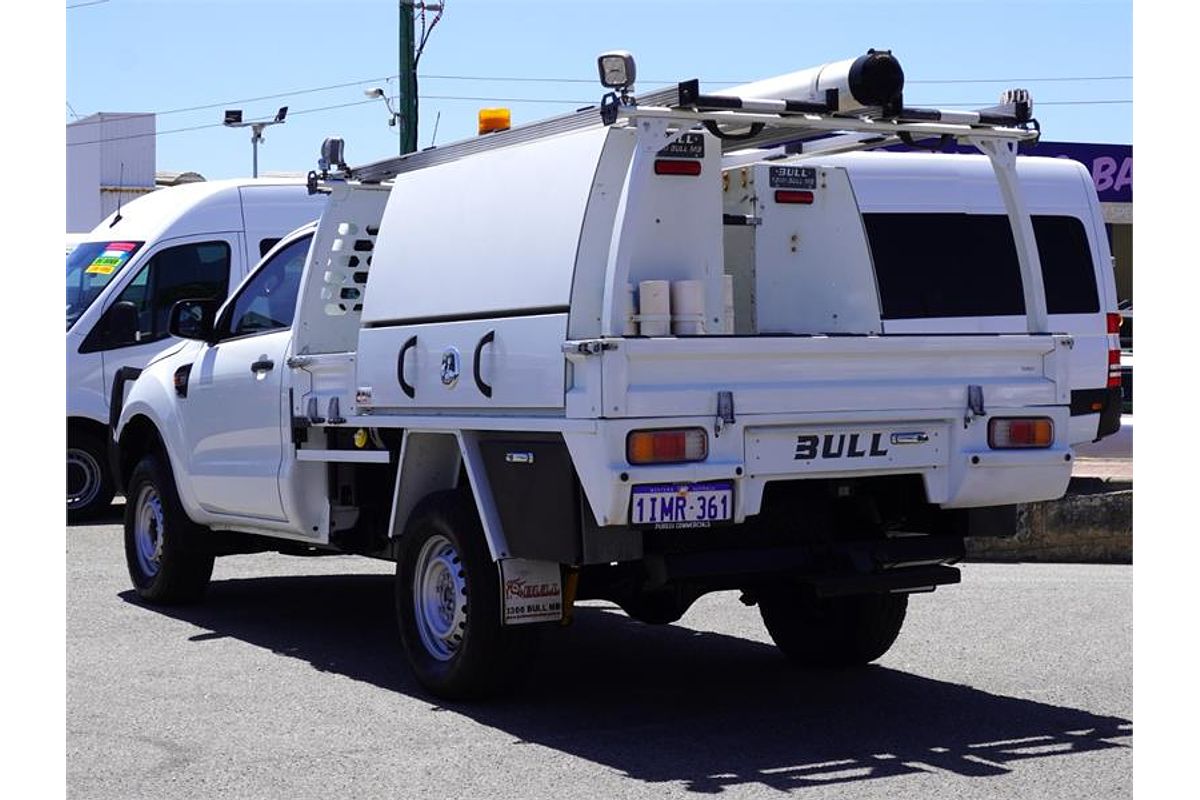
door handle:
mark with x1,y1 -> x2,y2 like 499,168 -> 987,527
250,358 -> 274,374
397,335 -> 417,399
473,330 -> 495,399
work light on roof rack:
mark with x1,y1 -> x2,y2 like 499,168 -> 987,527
597,50 -> 636,93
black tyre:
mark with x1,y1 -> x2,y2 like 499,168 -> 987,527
67,431 -> 115,522
123,454 -> 214,604
395,490 -> 541,700
758,589 -> 908,668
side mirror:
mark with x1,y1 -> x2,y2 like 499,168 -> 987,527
168,299 -> 218,342
107,301 -> 140,346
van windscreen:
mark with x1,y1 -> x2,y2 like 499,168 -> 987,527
66,241 -> 145,331
863,213 -> 1099,319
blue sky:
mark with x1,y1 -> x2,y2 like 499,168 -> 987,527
66,0 -> 1132,180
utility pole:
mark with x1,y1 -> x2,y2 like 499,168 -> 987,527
399,1 -> 417,155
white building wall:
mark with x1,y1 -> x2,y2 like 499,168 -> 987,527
66,113 -> 156,233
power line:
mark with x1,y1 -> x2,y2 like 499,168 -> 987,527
67,0 -> 110,9
66,97 -> 384,147
64,73 -> 397,129
65,70 -> 1133,130
65,92 -> 1132,149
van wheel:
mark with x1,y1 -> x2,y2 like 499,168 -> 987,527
395,491 -> 540,700
67,432 -> 114,522
758,589 -> 908,668
123,455 -> 214,604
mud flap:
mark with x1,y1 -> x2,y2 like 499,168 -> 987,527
499,558 -> 563,625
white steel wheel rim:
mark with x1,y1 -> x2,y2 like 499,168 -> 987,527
134,484 -> 166,578
67,447 -> 102,510
413,534 -> 468,662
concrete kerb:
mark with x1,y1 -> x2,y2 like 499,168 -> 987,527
966,477 -> 1132,564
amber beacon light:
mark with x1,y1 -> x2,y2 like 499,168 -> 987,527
478,108 -> 512,135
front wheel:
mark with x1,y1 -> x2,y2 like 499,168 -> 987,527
758,589 -> 908,669
67,432 -> 115,522
123,454 -> 214,604
395,491 -> 540,700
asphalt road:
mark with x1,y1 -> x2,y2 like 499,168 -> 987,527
68,512 -> 1131,800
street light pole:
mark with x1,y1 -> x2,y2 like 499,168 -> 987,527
223,107 -> 288,178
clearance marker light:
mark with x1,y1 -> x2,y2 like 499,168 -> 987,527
988,417 -> 1054,449
654,159 -> 702,176
627,428 -> 708,465
774,190 -> 814,204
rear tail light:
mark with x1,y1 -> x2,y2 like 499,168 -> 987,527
1106,311 -> 1122,388
774,190 -> 814,204
654,159 -> 702,176
627,428 -> 708,465
1107,349 -> 1123,388
988,417 -> 1054,449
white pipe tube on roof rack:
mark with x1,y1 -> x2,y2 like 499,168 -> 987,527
714,51 -> 905,114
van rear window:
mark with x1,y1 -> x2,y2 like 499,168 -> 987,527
1033,216 -> 1101,314
863,213 -> 1099,319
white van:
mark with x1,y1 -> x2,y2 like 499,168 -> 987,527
825,151 -> 1120,446
66,178 -> 327,519
724,150 -> 1122,448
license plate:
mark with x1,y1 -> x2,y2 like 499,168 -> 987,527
630,481 -> 733,528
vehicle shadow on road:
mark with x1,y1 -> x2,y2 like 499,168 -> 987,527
68,505 -> 124,527
120,573 -> 1131,793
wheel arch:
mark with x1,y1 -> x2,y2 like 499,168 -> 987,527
388,431 -> 512,562
117,414 -> 169,493
388,430 -> 582,565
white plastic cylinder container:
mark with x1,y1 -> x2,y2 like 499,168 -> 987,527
637,280 -> 671,337
670,279 -> 706,335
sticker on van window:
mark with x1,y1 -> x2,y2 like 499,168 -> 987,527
85,247 -> 134,275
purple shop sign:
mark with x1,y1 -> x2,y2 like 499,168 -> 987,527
1032,141 -> 1132,203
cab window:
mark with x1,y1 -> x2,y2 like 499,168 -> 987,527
103,240 -> 230,348
222,234 -> 312,338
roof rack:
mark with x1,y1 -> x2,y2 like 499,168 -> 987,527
346,60 -> 1037,184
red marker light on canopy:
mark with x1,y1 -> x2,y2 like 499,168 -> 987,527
774,190 -> 814,204
654,159 -> 702,176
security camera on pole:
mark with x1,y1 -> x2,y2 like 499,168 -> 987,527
222,106 -> 288,178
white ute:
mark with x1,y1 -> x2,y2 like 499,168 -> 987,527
114,51 -> 1118,699
67,178 -> 328,520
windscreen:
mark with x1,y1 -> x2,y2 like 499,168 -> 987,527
66,241 -> 144,331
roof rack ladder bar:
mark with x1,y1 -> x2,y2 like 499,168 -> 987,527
969,135 -> 1048,334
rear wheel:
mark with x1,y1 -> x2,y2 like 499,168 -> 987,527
67,432 -> 114,522
123,454 -> 214,604
758,589 -> 908,668
396,490 -> 540,700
